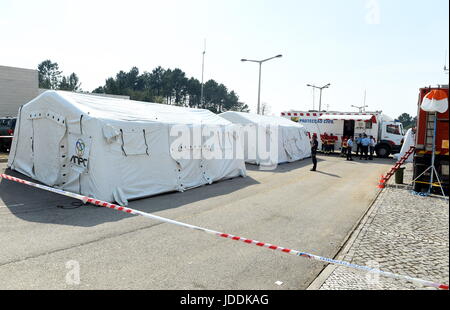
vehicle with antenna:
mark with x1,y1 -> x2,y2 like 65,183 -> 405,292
280,109 -> 405,157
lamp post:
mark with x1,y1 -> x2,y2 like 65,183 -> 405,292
306,83 -> 331,111
200,39 -> 206,105
241,54 -> 283,114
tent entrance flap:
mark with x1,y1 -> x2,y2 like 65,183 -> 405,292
30,116 -> 67,186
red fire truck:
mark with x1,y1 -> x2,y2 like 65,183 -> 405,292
413,85 -> 449,195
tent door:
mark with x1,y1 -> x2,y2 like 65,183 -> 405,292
31,114 -> 66,185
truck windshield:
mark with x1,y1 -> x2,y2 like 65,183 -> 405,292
386,124 -> 403,135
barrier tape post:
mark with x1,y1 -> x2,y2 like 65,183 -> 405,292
0,173 -> 448,290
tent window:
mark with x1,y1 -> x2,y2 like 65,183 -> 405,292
120,129 -> 151,156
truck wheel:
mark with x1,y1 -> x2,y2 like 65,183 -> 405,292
376,145 -> 390,158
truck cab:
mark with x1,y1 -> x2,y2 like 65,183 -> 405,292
376,121 -> 404,157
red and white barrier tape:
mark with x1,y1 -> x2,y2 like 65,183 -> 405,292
0,173 -> 448,290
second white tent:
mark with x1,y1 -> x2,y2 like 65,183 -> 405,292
219,112 -> 311,166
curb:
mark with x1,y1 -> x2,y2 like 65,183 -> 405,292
306,186 -> 385,290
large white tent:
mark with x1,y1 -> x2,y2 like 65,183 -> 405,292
8,91 -> 246,205
219,112 -> 311,166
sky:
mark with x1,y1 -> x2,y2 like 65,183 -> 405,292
0,0 -> 449,118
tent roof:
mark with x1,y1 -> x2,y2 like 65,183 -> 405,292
36,91 -> 231,125
220,111 -> 304,127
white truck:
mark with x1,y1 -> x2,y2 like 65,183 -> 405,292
280,110 -> 405,157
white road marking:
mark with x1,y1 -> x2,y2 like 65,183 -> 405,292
0,203 -> 24,209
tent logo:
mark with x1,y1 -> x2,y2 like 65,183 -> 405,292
75,139 -> 85,157
71,139 -> 88,168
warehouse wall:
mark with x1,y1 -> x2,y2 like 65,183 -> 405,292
0,65 -> 39,117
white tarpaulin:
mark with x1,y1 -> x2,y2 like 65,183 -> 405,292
8,91 -> 246,205
219,112 -> 311,166
393,128 -> 415,163
421,89 -> 449,113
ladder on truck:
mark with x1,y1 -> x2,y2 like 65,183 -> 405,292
379,146 -> 416,188
425,113 -> 436,152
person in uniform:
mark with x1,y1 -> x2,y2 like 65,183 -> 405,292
328,133 -> 335,154
347,136 -> 354,161
341,136 -> 348,157
321,132 -> 328,152
311,134 -> 319,171
369,136 -> 376,160
361,134 -> 370,160
356,134 -> 363,158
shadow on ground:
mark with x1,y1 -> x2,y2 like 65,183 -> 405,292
0,166 -> 260,227
0,154 -> 395,227
245,157 -> 315,173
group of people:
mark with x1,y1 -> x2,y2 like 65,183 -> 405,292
309,133 -> 376,171
320,133 -> 338,154
341,134 -> 376,161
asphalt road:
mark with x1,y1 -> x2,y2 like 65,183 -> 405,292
0,155 -> 392,289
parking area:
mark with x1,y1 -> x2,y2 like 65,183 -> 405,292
0,155 -> 392,289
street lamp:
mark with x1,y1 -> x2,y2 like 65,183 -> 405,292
241,54 -> 283,114
200,39 -> 206,105
351,105 -> 368,113
306,83 -> 331,111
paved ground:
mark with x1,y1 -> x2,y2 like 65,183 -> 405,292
0,152 -> 7,163
316,164 -> 449,290
0,155 -> 392,290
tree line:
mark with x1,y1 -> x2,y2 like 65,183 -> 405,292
37,60 -> 248,114
92,66 -> 249,113
397,113 -> 417,130
38,60 -> 81,91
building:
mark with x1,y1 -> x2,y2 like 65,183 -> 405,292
0,65 -> 130,118
0,65 -> 39,117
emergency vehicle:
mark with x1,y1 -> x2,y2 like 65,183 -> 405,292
413,86 -> 449,195
280,110 -> 404,157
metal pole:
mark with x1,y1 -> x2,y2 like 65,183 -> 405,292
200,40 -> 206,105
257,62 -> 262,114
318,88 -> 323,112
363,90 -> 367,112
312,88 -> 315,110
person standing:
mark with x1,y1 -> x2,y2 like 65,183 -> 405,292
321,132 -> 328,152
341,136 -> 348,157
369,136 -> 376,160
356,134 -> 363,158
361,134 -> 370,160
347,136 -> 354,161
329,133 -> 336,154
311,134 -> 319,171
